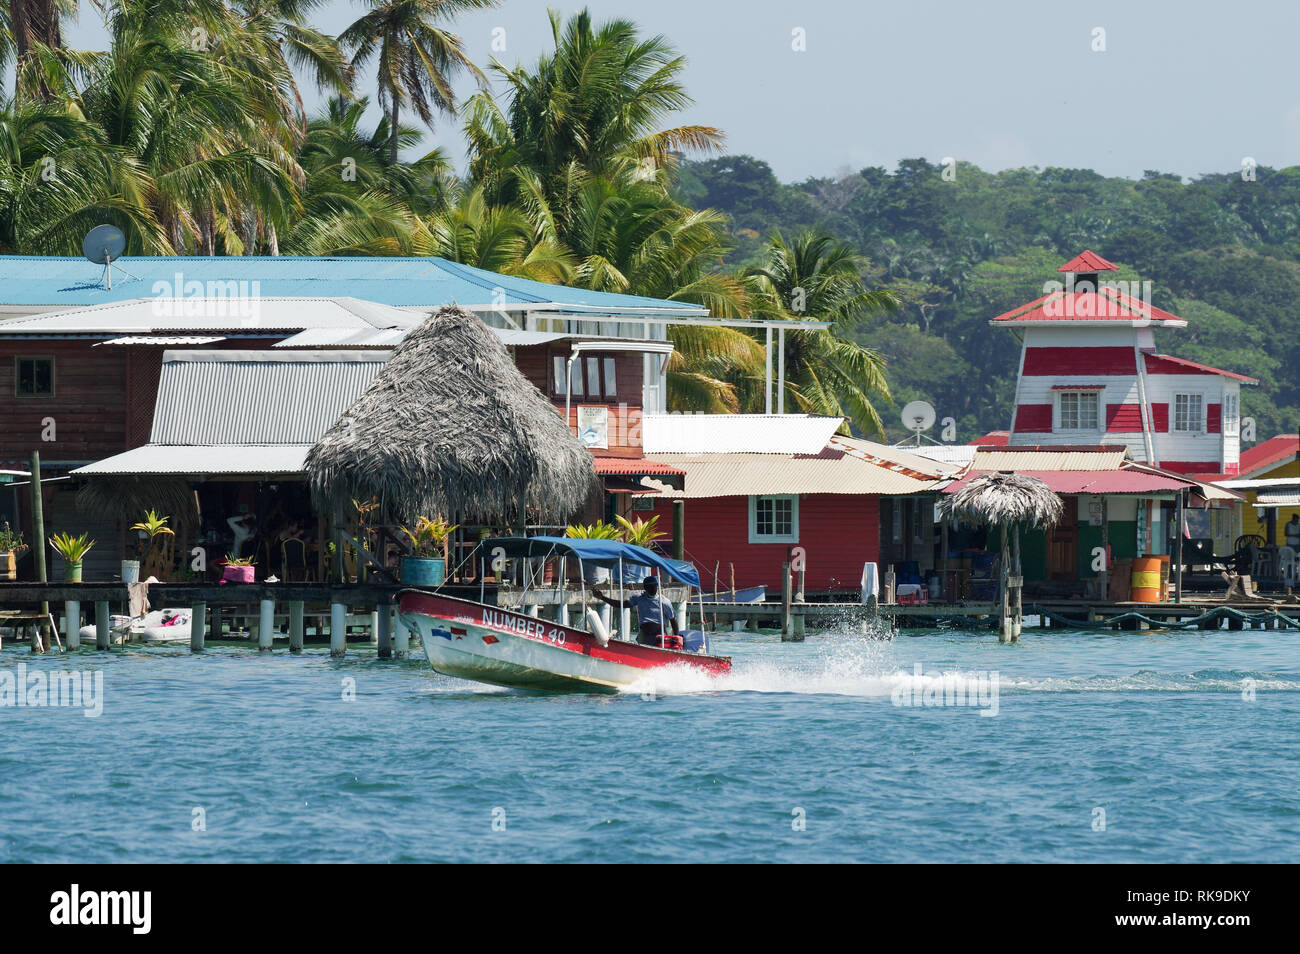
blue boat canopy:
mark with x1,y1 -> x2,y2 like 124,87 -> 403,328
482,536 -> 700,588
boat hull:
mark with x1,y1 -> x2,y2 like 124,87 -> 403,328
399,589 -> 731,692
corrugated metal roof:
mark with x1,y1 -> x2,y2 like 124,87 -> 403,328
1143,353 -> 1258,383
909,444 -> 977,465
990,287 -> 1186,326
97,335 -> 226,346
272,326 -> 412,348
1237,434 -> 1299,477
0,255 -> 708,314
150,350 -> 386,444
73,444 -> 310,476
0,296 -> 420,333
642,450 -> 948,498
592,456 -> 685,476
945,469 -> 1188,496
1257,492 -> 1300,506
641,414 -> 844,455
973,447 -> 1128,471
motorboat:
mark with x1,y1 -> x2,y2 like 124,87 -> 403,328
399,537 -> 732,692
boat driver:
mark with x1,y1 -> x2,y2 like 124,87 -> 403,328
592,578 -> 679,646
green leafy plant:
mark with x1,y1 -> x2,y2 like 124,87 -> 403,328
130,509 -> 175,545
401,517 -> 459,557
565,521 -> 621,540
0,522 -> 26,553
615,514 -> 666,548
49,532 -> 95,563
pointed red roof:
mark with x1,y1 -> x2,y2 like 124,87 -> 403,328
990,285 -> 1185,325
1058,250 -> 1118,272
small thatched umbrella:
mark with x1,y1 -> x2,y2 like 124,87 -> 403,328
306,305 -> 597,535
938,471 -> 1063,641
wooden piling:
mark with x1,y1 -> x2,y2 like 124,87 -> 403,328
780,560 -> 801,641
376,603 -> 392,658
95,601 -> 110,650
288,601 -> 304,653
330,602 -> 346,657
190,602 -> 206,652
258,598 -> 275,651
209,605 -> 222,643
64,600 -> 80,649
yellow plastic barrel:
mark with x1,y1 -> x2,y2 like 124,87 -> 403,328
1131,557 -> 1163,602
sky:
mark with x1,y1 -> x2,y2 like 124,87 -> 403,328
52,0 -> 1300,184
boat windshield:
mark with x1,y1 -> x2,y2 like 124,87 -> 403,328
480,536 -> 700,588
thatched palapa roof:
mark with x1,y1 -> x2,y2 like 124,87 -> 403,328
306,305 -> 597,525
939,471 -> 1064,528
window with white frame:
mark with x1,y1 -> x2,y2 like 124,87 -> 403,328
551,354 -> 617,399
749,495 -> 798,543
1058,390 -> 1099,430
1224,392 -> 1239,436
1174,393 -> 1204,433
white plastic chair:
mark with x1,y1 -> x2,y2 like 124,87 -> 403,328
1277,547 -> 1297,588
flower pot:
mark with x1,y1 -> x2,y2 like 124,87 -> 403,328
121,560 -> 140,584
220,564 -> 255,584
1,551 -> 15,581
401,556 -> 446,587
583,564 -> 611,584
63,561 -> 83,583
619,563 -> 651,584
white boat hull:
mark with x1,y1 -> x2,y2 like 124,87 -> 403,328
399,590 -> 731,692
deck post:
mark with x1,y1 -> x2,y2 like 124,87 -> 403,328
1174,490 -> 1185,603
376,603 -> 392,659
1012,524 -> 1023,641
330,602 -> 347,657
64,600 -> 80,649
1099,496 -> 1110,600
258,598 -> 275,651
29,451 -> 50,646
95,600 -> 110,650
998,523 -> 1012,643
190,601 -> 206,652
394,608 -> 410,658
780,560 -> 800,641
209,605 -> 222,643
672,500 -> 685,561
288,601 -> 304,653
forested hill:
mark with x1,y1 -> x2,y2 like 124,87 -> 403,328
676,156 -> 1300,443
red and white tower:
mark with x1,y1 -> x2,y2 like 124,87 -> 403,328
994,250 -> 1257,475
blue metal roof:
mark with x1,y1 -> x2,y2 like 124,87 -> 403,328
0,255 -> 708,315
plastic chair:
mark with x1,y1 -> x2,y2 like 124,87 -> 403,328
281,538 -> 308,582
1277,547 -> 1297,588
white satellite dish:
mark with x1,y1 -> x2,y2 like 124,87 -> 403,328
902,400 -> 936,433
81,224 -> 138,290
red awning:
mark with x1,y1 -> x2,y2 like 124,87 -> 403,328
944,469 -> 1190,495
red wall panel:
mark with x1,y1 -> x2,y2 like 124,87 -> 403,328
646,494 -> 880,592
1149,403 -> 1169,432
1014,404 -> 1053,432
1105,403 -> 1144,432
1207,403 -> 1222,434
1022,347 -> 1136,375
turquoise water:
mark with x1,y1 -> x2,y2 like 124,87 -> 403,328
1,625 -> 1297,863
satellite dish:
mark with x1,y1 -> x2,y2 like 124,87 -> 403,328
902,400 -> 936,433
81,225 -> 137,289
82,224 -> 126,265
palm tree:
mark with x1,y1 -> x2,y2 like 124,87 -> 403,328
424,184 -> 572,282
465,7 -> 722,233
744,230 -> 898,437
339,0 -> 494,167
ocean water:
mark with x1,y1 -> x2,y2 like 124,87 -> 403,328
1,623 -> 1297,863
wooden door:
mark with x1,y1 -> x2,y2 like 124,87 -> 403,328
1047,510 -> 1078,581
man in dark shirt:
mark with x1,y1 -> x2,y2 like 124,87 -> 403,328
592,577 -> 679,646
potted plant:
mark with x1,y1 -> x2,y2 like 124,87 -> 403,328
565,521 -> 621,582
220,554 -> 256,584
1,523 -> 27,581
615,514 -> 667,582
49,532 -> 95,582
128,509 -> 175,582
400,517 -> 458,586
